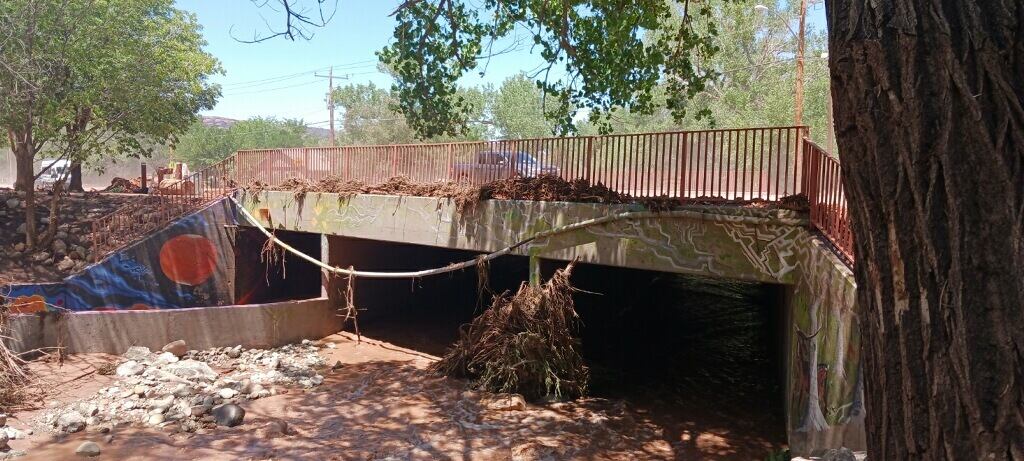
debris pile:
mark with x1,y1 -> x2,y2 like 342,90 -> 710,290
37,339 -> 326,435
432,262 -> 589,401
102,177 -> 145,194
263,175 -> 482,212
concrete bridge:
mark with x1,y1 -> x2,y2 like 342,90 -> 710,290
5,126 -> 861,455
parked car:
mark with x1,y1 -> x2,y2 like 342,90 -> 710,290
37,159 -> 70,188
452,151 -> 559,184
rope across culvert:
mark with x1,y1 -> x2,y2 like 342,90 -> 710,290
229,196 -> 804,279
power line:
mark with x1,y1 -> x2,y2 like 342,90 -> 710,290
218,60 -> 379,89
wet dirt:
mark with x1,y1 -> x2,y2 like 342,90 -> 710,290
6,332 -> 784,460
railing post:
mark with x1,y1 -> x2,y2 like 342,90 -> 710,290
584,136 -> 594,184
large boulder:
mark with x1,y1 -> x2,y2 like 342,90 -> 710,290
122,346 -> 153,362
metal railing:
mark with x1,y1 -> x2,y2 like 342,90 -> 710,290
235,126 -> 808,201
90,156 -> 236,261
804,138 -> 853,263
88,126 -> 855,266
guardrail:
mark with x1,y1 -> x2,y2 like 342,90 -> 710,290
90,156 -> 236,261
88,126 -> 855,266
804,138 -> 854,263
236,126 -> 808,201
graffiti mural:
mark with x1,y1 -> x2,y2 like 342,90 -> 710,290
2,200 -> 239,312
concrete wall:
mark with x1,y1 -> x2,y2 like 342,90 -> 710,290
239,190 -> 864,455
6,298 -> 339,355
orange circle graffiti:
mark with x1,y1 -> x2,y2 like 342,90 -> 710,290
159,234 -> 218,286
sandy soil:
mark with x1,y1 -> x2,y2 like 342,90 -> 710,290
5,332 -> 783,460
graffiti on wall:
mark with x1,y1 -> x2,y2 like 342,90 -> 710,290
2,200 -> 238,312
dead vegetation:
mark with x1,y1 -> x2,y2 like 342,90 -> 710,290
0,296 -> 31,412
248,174 -> 809,213
431,261 -> 589,401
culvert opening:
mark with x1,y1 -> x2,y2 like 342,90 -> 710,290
327,236 -> 787,456
538,260 -> 788,455
235,228 -> 323,304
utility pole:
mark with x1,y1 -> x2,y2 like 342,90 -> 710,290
794,0 -> 807,127
314,67 -> 346,147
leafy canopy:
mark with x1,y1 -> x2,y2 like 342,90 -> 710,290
378,0 -> 719,138
0,0 -> 221,164
174,117 -> 319,167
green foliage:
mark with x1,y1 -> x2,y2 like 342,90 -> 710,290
331,82 -> 490,145
376,0 -> 832,145
492,74 -> 557,139
0,0 -> 221,164
581,0 -> 832,145
174,117 -> 316,167
379,0 -> 719,138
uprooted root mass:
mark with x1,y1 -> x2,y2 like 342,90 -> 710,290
431,261 -> 589,401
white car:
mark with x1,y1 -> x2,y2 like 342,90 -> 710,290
38,159 -> 70,187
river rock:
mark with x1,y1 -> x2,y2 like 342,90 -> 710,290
0,413 -> 6,426
218,388 -> 238,399
57,412 -> 86,433
5,198 -> 19,209
212,404 -> 245,427
75,441 -> 101,457
0,431 -> 8,451
153,351 -> 179,366
122,346 -> 152,362
52,239 -> 67,254
163,360 -> 217,382
161,340 -> 188,358
115,360 -> 145,377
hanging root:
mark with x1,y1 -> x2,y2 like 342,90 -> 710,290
0,297 -> 31,413
337,267 -> 361,342
475,254 -> 491,312
431,260 -> 589,401
260,230 -> 286,284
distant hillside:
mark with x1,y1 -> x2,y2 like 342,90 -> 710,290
200,116 -> 330,139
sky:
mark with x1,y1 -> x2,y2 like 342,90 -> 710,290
176,1 -> 828,128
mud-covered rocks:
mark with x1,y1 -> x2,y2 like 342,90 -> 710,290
36,340 -> 327,437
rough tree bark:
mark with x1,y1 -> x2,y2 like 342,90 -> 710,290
9,129 -> 37,249
826,0 -> 1023,459
68,161 -> 83,192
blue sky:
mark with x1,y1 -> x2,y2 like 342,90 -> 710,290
177,1 -> 827,127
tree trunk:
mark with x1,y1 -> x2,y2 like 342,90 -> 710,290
68,160 -> 83,192
826,1 -> 1023,459
10,131 -> 37,249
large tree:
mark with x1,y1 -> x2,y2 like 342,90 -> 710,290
826,1 -> 1024,459
174,117 -> 319,167
0,0 -> 219,246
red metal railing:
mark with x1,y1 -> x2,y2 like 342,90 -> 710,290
235,126 -> 808,201
90,156 -> 236,261
88,126 -> 855,266
804,138 -> 854,263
